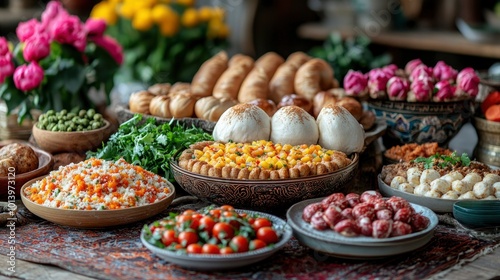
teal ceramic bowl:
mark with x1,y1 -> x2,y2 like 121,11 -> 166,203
453,200 -> 500,228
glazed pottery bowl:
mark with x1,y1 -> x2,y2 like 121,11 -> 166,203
453,200 -> 500,228
20,176 -> 176,229
366,100 -> 474,148
170,153 -> 359,212
473,116 -> 500,167
32,119 -> 113,154
0,143 -> 53,198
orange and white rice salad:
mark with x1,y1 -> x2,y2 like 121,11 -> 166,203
24,158 -> 171,210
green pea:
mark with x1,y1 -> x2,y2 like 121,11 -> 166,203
87,109 -> 96,118
46,110 -> 55,116
78,110 -> 87,118
51,126 -> 59,131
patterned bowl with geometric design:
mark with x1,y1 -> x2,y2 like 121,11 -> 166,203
170,153 -> 359,212
366,100 -> 474,148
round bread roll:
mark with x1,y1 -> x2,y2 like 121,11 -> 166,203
169,93 -> 197,118
129,90 -> 155,114
0,143 -> 38,174
294,58 -> 334,101
336,97 -> 363,121
194,96 -> 238,122
168,82 -> 191,96
213,104 -> 271,143
0,157 -> 16,176
246,98 -> 277,117
277,94 -> 313,115
313,91 -> 337,118
271,105 -> 319,146
359,110 -> 376,130
147,83 -> 171,95
149,95 -> 173,118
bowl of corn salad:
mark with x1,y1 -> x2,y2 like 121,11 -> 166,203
171,142 -> 359,211
20,158 -> 175,228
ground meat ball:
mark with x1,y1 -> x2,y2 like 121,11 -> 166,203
0,143 -> 38,174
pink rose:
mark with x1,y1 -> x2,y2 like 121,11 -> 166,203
433,61 -> 457,82
0,37 -> 9,56
387,76 -> 410,101
433,80 -> 455,102
16,19 -> 44,42
0,53 -> 15,83
382,64 -> 398,77
41,0 -> 69,33
51,14 -> 87,52
456,68 -> 479,98
368,68 -> 390,99
92,35 -> 123,65
409,64 -> 433,82
408,77 -> 433,102
343,70 -> 368,97
23,34 -> 50,62
404,59 -> 423,75
13,62 -> 44,92
85,18 -> 107,37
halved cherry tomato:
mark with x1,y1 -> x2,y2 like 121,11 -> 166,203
202,244 -> 220,254
257,227 -> 278,244
249,239 -> 267,251
186,243 -> 203,254
219,246 -> 234,254
213,222 -> 234,241
178,230 -> 198,247
252,218 -> 272,231
161,229 -> 178,246
229,235 -> 249,253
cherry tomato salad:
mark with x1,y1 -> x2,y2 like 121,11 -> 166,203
142,205 -> 282,255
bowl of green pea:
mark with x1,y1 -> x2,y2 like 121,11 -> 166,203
32,109 -> 112,154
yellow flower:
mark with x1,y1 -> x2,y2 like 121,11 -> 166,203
176,0 -> 195,6
197,6 -> 212,22
181,8 -> 198,27
211,7 -> 225,22
152,4 -> 175,24
207,18 -> 227,38
218,23 -> 230,38
132,9 -> 154,31
119,2 -> 136,19
109,0 -> 122,5
159,16 -> 179,36
90,1 -> 118,25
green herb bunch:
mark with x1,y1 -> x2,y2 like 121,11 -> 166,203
414,152 -> 471,169
87,114 -> 213,181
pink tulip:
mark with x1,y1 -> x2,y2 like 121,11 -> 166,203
85,18 -> 107,37
433,80 -> 455,102
51,14 -> 87,52
409,64 -> 433,82
0,37 -> 9,56
92,35 -> 124,65
404,59 -> 423,75
368,68 -> 390,99
0,53 -> 14,83
382,64 -> 398,77
433,61 -> 457,82
343,70 -> 368,97
456,68 -> 479,98
16,19 -> 44,42
387,76 -> 410,101
13,62 -> 44,91
23,34 -> 50,62
408,77 -> 433,102
41,0 -> 68,28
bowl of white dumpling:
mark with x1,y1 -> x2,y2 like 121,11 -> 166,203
378,156 -> 500,213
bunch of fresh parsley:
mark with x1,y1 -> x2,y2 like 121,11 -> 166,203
87,114 -> 213,181
414,152 -> 471,169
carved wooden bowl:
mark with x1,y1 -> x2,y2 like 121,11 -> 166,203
170,153 -> 359,212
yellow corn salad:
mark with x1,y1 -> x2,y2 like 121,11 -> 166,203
192,140 -> 339,171
23,158 -> 171,210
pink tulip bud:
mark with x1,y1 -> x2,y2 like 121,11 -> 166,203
92,35 -> 124,65
404,59 -> 423,75
343,70 -> 368,97
433,80 -> 455,102
387,76 -> 410,101
409,64 -> 433,82
0,53 -> 14,83
433,61 -> 458,82
23,34 -> 50,62
456,68 -> 479,98
51,14 -> 87,52
408,77 -> 433,102
85,18 -> 107,37
41,0 -> 68,28
368,68 -> 390,99
16,19 -> 44,42
382,64 -> 398,77
0,37 -> 9,56
13,62 -> 44,92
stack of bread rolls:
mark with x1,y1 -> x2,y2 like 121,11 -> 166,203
128,51 -> 375,129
